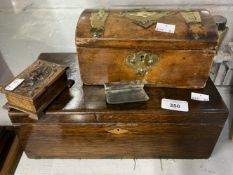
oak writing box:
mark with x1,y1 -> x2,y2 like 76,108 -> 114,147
8,53 -> 228,159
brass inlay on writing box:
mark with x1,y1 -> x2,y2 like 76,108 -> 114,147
115,10 -> 171,28
107,128 -> 129,135
126,51 -> 159,77
90,9 -> 109,38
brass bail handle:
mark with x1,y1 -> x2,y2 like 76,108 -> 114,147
125,51 -> 159,76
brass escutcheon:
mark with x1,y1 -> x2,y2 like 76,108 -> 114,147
125,51 -> 159,77
107,128 -> 129,135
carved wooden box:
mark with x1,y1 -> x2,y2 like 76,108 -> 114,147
76,9 -> 218,88
2,59 -> 68,119
8,53 -> 228,159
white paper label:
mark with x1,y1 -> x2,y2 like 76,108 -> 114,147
161,98 -> 189,112
191,92 -> 209,101
201,10 -> 210,15
155,23 -> 176,33
5,78 -> 24,91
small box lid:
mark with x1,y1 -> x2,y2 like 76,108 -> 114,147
76,9 -> 218,50
3,60 -> 67,101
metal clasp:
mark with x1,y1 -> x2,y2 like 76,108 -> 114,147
90,9 -> 109,38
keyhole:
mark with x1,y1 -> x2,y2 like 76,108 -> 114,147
140,55 -> 144,61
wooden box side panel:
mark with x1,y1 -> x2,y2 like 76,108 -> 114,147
16,123 -> 222,159
6,95 -> 35,112
77,47 -> 214,88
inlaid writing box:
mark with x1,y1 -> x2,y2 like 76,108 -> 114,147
8,53 -> 228,159
1,59 -> 69,120
76,9 -> 218,88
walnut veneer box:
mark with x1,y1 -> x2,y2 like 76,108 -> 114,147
76,9 -> 218,88
8,53 -> 228,159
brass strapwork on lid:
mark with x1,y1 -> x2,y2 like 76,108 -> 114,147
90,9 -> 109,38
181,11 -> 203,40
115,10 -> 171,28
181,11 -> 202,23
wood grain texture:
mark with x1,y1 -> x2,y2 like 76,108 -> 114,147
16,124 -> 222,159
4,61 -> 68,118
76,9 -> 218,49
8,53 -> 228,159
77,48 -> 215,87
0,127 -> 23,175
76,9 -> 218,87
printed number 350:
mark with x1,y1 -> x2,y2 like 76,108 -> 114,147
170,103 -> 180,108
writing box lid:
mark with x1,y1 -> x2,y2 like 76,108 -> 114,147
76,9 -> 218,50
9,79 -> 228,124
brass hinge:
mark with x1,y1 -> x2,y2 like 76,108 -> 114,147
90,9 -> 109,38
